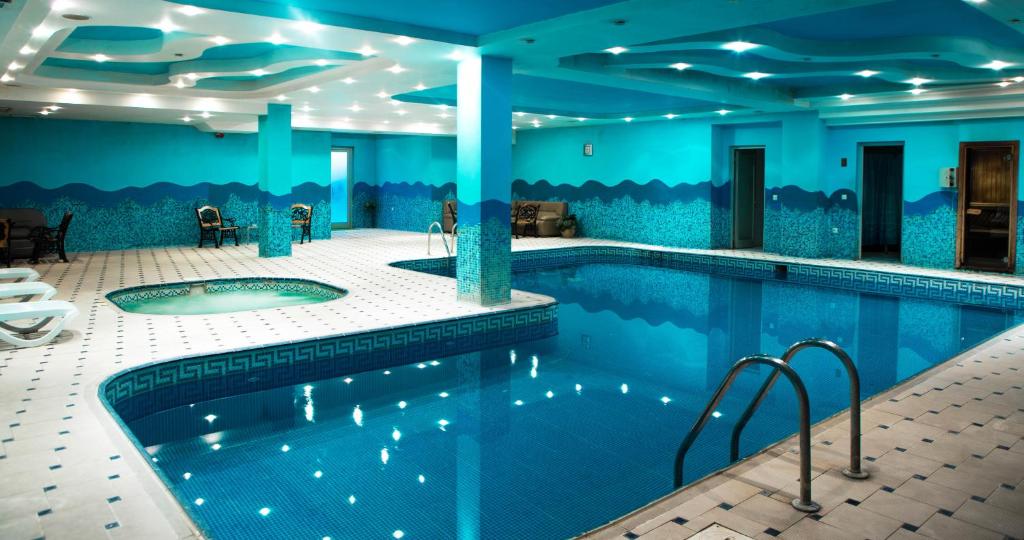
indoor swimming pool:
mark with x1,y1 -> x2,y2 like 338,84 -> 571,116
111,258 -> 1021,539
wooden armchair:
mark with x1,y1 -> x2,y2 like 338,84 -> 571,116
30,211 -> 73,263
513,203 -> 539,239
291,203 -> 313,244
195,206 -> 238,248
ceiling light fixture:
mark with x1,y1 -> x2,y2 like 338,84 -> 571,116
185,72 -> 198,80
32,25 -> 51,38
199,111 -> 212,118
182,115 -> 192,122
838,93 -> 853,100
577,117 -> 586,122
664,113 -> 677,119
40,109 -> 51,116
307,86 -> 320,93
0,73 -> 13,83
276,94 -> 288,101
267,33 -> 286,45
624,117 -> 633,122
743,71 -> 770,80
357,45 -> 377,56
393,36 -> 415,46
210,36 -> 230,46
670,62 -> 691,70
546,114 -> 556,119
48,105 -> 61,111
996,81 -> 1011,87
376,91 -> 389,99
906,77 -> 931,86
413,83 -> 426,91
175,78 -> 185,88
855,69 -> 879,77
349,104 -> 363,112
982,60 -> 1013,70
154,19 -> 178,33
301,104 -> 313,112
177,5 -> 203,16
51,0 -> 76,10
7,62 -> 22,71
722,41 -> 758,52
438,112 -> 450,119
293,20 -> 323,33
342,77 -> 356,84
19,46 -> 36,55
387,64 -> 406,74
92,54 -> 110,63
604,46 -> 628,55
395,109 -> 408,116
250,69 -> 268,76
908,88 -> 926,95
514,111 -> 526,117
314,59 -> 328,67
717,109 -> 731,115
1012,76 -> 1024,83
531,119 -> 541,127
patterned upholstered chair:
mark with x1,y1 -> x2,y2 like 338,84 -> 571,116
0,219 -> 10,268
291,203 -> 313,244
30,211 -> 73,263
513,203 -> 540,239
195,206 -> 238,248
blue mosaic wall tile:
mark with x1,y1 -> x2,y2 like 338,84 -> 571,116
827,206 -> 859,260
903,204 -> 956,270
102,302 -> 558,421
456,212 -> 511,305
0,181 -> 329,252
258,206 -> 292,258
1016,202 -> 1024,275
353,181 -> 456,232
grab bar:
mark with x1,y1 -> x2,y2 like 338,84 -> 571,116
730,339 -> 869,480
450,223 -> 457,255
426,221 -> 451,257
674,354 -> 820,512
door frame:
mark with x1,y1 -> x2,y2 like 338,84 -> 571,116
955,140 -> 1019,272
856,141 -> 905,261
330,146 -> 354,230
731,145 -> 766,249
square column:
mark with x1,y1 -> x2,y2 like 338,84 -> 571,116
258,103 -> 293,258
456,54 -> 512,305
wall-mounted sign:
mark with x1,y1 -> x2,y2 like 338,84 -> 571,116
583,143 -> 593,156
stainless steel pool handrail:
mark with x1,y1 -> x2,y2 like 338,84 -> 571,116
674,354 -> 821,512
729,339 -> 869,480
450,223 -> 458,255
426,221 -> 451,257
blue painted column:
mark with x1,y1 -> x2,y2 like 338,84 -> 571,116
258,103 -> 293,257
456,54 -> 512,305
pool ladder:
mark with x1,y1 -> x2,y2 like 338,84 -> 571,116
426,221 -> 457,257
674,339 -> 869,513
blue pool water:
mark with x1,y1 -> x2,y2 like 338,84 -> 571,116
123,262 -> 1020,539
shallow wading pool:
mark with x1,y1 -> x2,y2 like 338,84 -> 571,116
102,249 -> 1024,539
107,277 -> 347,315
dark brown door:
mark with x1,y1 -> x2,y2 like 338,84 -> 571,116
956,141 -> 1019,273
732,147 -> 765,249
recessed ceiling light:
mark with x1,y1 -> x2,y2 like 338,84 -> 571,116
604,46 -> 628,55
438,112 -> 450,119
447,50 -> 468,61
664,113 -> 677,119
51,0 -> 76,10
722,41 -> 758,52
855,69 -> 879,77
393,36 -> 415,46
32,25 -> 51,37
349,104 -> 363,112
743,71 -> 770,80
531,119 -> 541,127
395,110 -> 408,116
250,69 -> 268,76
512,126 -> 519,130
342,77 -> 356,84
514,111 -> 526,117
182,115 -> 192,122
982,60 -> 1013,70
307,86 -> 320,93
545,114 -> 556,119
267,33 -> 286,45
376,91 -> 389,99
40,109 -> 51,115
1013,76 -> 1024,83
413,82 -> 426,91
276,94 -> 288,101
0,73 -> 13,83
908,88 -> 926,95
293,20 -> 323,33
175,78 -> 185,88
387,64 -> 406,74
577,117 -> 586,121
92,54 -> 110,63
19,46 -> 36,55
314,59 -> 328,67
199,111 -> 212,118
838,93 -> 853,100
177,5 -> 203,16
185,72 -> 198,81
7,62 -> 22,71
996,81 -> 1011,87
906,77 -> 931,86
357,45 -> 377,56
154,19 -> 178,33
670,63 -> 691,71
209,36 -> 230,45
301,104 -> 314,112
48,105 -> 61,111
717,109 -> 731,115
624,117 -> 633,122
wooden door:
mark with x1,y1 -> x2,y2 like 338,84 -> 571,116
956,141 -> 1019,273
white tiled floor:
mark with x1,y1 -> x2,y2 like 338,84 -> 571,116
1,229 -> 1022,540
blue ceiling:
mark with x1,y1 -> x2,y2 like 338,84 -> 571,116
63,26 -> 164,41
394,75 -> 729,118
194,0 -> 624,36
760,0 -> 1024,49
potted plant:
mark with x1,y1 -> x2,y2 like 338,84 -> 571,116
364,200 -> 377,228
558,214 -> 578,238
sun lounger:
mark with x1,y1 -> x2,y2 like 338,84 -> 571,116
0,281 -> 57,302
0,300 -> 79,348
0,268 -> 40,282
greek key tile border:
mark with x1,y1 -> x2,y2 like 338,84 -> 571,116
101,302 -> 558,421
392,246 -> 1024,310
106,277 -> 348,309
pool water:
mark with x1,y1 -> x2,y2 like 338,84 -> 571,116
125,263 -> 1020,539
109,279 -> 347,315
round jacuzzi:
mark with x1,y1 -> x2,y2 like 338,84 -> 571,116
107,277 -> 347,315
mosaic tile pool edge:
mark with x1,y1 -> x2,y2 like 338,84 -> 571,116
101,302 -> 558,420
392,246 -> 1024,310
106,277 -> 348,307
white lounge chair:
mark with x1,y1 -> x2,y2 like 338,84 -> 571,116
0,268 -> 39,283
0,301 -> 79,348
0,282 -> 57,302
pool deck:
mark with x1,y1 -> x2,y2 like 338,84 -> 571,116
1,229 -> 1023,540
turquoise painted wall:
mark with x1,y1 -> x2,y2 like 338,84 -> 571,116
0,117 -> 333,252
370,135 -> 457,232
